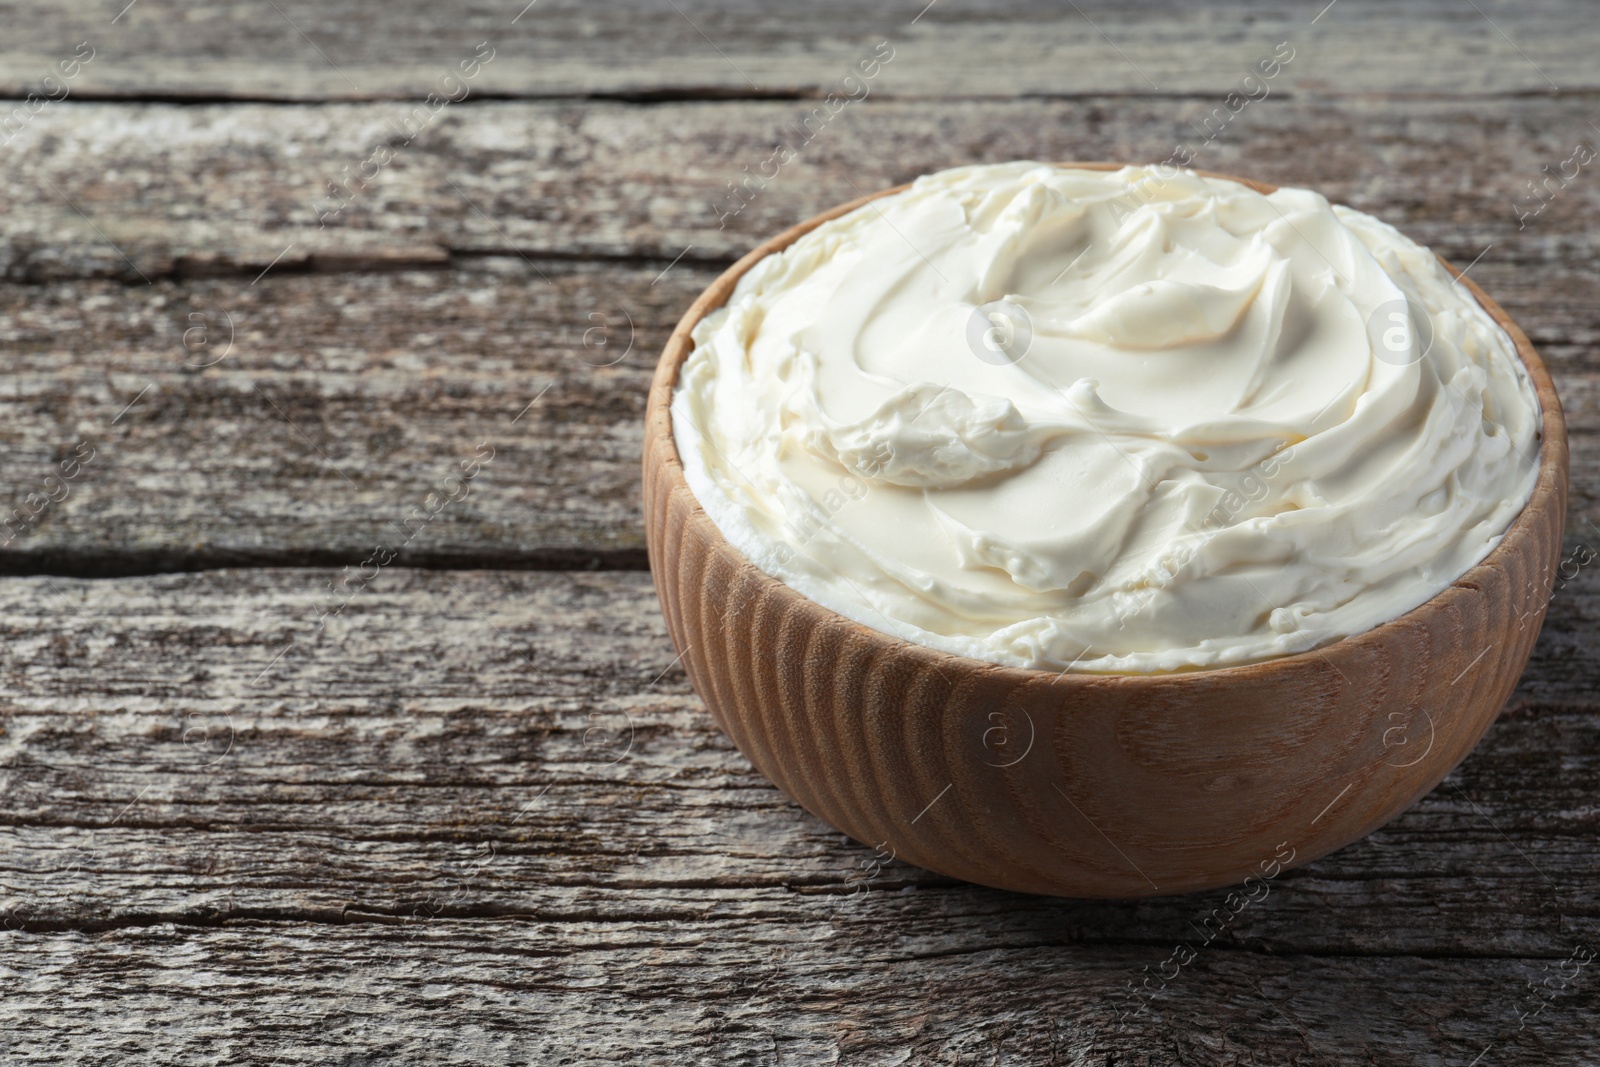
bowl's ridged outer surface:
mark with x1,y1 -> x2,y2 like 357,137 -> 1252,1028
643,164 -> 1569,897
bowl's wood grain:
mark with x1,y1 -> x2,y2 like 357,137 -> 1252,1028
642,163 -> 1569,898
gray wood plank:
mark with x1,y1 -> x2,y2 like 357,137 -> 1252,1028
0,0 -> 1594,100
6,96 -> 1600,277
0,569 -> 1595,939
1,97 -> 1598,570
0,261 -> 695,572
0,4 -> 1593,1061
1,927 -> 1596,1065
0,568 -> 1596,1063
1,261 -> 1595,573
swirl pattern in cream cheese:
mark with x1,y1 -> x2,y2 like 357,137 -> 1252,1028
671,163 -> 1541,673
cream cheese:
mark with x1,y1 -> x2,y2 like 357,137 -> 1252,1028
671,163 -> 1542,673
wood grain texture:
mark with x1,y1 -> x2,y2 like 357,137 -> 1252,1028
0,261 -> 701,573
2,0 -> 1597,100
2,97 -> 1600,573
1,0 -> 1597,1059
1,259 -> 1597,575
643,164 -> 1570,897
4,927 -> 1599,1065
0,569 -> 1597,1063
0,569 -> 1592,940
7,95 -> 1600,278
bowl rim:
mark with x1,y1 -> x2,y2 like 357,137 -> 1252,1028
646,161 -> 1569,686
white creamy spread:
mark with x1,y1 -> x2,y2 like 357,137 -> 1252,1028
671,163 -> 1542,673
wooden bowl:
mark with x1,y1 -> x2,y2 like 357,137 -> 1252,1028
642,163 -> 1569,898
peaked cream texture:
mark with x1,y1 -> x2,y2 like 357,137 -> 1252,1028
672,163 -> 1541,672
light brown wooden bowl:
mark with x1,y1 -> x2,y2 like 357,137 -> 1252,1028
643,163 -> 1569,898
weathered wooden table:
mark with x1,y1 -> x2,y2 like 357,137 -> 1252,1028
2,2 -> 1596,1062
